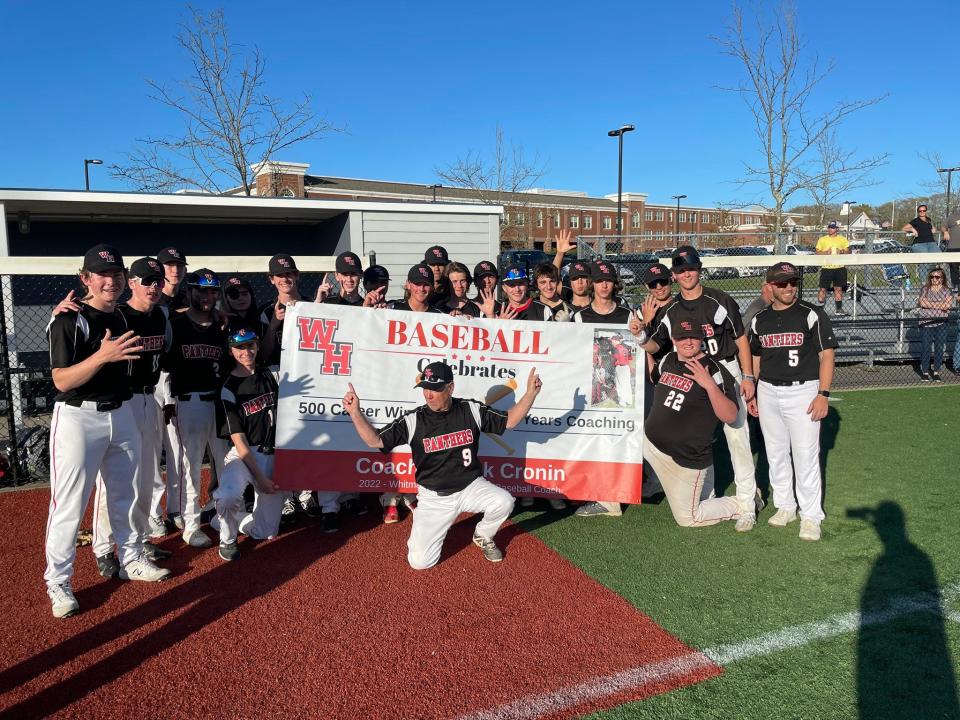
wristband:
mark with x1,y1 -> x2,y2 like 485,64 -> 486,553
742,374 -> 755,382
818,390 -> 830,398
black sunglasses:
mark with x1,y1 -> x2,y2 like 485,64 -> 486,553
773,279 -> 798,288
647,279 -> 671,289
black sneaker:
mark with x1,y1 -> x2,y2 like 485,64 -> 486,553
920,373 -> 932,383
320,512 -> 340,534
342,498 -> 369,516
280,497 -> 297,525
95,551 -> 120,578
931,371 -> 942,382
301,494 -> 323,518
143,541 -> 172,561
218,542 -> 240,562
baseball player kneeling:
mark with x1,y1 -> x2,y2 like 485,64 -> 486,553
212,328 -> 287,561
343,362 -> 542,568
641,312 -> 756,528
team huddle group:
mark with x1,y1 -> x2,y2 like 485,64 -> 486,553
42,232 -> 837,619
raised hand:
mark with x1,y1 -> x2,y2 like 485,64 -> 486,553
343,382 -> 360,416
498,304 -> 518,321
629,310 -> 643,337
555,228 -> 575,255
315,277 -> 332,303
272,300 -> 286,323
363,288 -> 385,307
97,329 -> 142,363
641,294 -> 660,325
527,367 -> 543,397
479,288 -> 496,318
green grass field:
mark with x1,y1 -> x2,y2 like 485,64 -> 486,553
514,386 -> 960,719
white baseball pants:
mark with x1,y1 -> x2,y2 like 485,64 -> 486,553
92,392 -> 162,557
213,447 -> 288,544
757,380 -> 825,522
171,395 -> 227,536
407,477 -> 514,570
44,402 -> 142,588
153,376 -> 181,519
718,357 -> 758,513
643,434 -> 740,527
615,365 -> 632,407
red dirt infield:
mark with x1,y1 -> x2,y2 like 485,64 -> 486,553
0,489 -> 720,719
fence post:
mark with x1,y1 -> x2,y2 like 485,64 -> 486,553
0,278 -> 22,483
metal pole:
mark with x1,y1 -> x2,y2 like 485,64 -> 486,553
0,284 -> 22,483
616,133 -> 624,237
84,162 -> 90,192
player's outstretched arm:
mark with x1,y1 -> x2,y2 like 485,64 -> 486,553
552,229 -> 574,270
506,367 -> 542,429
343,383 -> 385,448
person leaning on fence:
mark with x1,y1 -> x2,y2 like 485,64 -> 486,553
917,268 -> 954,382
815,221 -> 850,316
343,361 -> 542,568
45,244 -> 171,618
903,204 -> 940,280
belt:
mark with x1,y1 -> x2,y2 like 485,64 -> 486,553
132,385 -> 156,395
763,379 -> 810,387
65,399 -> 122,411
258,446 -> 275,456
177,393 -> 217,402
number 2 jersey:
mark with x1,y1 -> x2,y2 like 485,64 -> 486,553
645,352 -> 737,470
377,398 -> 507,495
748,300 -> 838,384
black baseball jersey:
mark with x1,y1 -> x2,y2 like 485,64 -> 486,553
165,313 -> 229,395
492,299 -> 554,321
434,300 -> 481,318
260,299 -> 302,367
158,287 -> 189,312
322,294 -> 365,307
646,352 -> 737,470
542,298 -> 575,322
377,398 -> 507,495
651,287 -> 744,360
648,300 -> 674,363
748,300 -> 838,383
388,300 -> 443,313
119,304 -> 171,390
47,305 -> 132,404
572,302 -> 632,324
216,368 -> 278,449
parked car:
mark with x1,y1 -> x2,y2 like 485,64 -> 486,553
497,249 -> 553,274
607,252 -> 658,286
712,246 -> 772,277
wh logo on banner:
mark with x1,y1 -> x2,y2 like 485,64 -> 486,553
297,317 -> 353,374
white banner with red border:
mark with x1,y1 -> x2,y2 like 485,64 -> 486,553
274,303 -> 645,503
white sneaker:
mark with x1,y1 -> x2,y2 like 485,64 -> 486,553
735,514 -> 756,533
767,508 -> 798,527
119,556 -> 171,582
548,498 -> 568,510
184,529 -> 213,548
148,515 -> 167,539
799,519 -> 821,541
48,582 -> 79,618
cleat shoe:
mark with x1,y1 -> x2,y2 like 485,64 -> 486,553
931,371 -> 942,382
767,508 -> 798,527
320,512 -> 340,534
95,552 -> 120,578
920,373 -> 931,383
143,541 -> 172,561
184,530 -> 213,548
400,495 -> 417,512
342,498 -> 364,516
574,501 -> 623,518
518,497 -> 534,508
383,505 -> 399,524
148,515 -> 168,539
218,541 -> 241,562
119,555 -> 171,582
472,532 -> 504,562
548,498 -> 568,510
167,513 -> 184,531
735,514 -> 756,533
799,518 -> 822,541
301,494 -> 323,518
48,582 -> 79,618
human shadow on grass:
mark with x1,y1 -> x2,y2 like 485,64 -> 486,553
848,501 -> 959,720
0,520 -> 356,720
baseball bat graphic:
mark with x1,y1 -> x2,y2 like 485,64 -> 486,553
483,379 -> 519,455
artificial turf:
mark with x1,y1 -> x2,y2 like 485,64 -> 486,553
515,385 -> 960,718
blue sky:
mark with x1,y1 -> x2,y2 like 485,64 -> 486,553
1,0 -> 956,208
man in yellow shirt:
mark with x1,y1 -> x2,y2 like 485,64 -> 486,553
815,221 -> 850,316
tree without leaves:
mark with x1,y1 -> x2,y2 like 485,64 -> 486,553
112,6 -> 338,195
435,124 -> 547,248
714,1 -> 886,241
919,151 -> 960,221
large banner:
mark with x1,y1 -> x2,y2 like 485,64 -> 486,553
274,303 -> 645,503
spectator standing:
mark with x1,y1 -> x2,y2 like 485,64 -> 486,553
815,222 -> 850,316
903,204 -> 940,280
917,269 -> 953,382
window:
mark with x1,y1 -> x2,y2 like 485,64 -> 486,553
501,213 -> 510,226
632,211 -> 641,228
515,213 -> 526,226
553,211 -> 561,227
569,215 -> 580,229
702,213 -> 710,224
583,215 -> 593,230
689,212 -> 697,223
644,210 -> 653,221
732,215 -> 740,224
279,188 -> 295,198
678,212 -> 687,223
655,210 -> 665,222
536,211 -> 544,228
603,216 -> 613,230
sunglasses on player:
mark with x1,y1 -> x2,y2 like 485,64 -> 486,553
773,279 -> 798,288
647,279 -> 671,289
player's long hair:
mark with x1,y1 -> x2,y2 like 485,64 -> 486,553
444,262 -> 473,299
222,278 -> 260,331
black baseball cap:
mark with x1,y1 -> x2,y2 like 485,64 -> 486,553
227,327 -> 259,346
407,263 -> 434,285
83,244 -> 125,273
501,263 -> 528,284
415,361 -> 454,389
591,260 -> 618,282
269,253 -> 298,275
186,268 -> 220,288
157,247 -> 188,265
363,265 -> 390,287
473,260 -> 498,281
671,246 -> 702,271
336,251 -> 362,275
671,313 -> 702,340
643,263 -> 671,286
568,261 -> 592,281
424,245 -> 450,265
224,275 -> 253,292
766,262 -> 800,283
129,257 -> 165,284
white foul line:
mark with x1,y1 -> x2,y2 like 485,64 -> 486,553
459,581 -> 960,720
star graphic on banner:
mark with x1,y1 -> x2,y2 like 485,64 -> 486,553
452,354 -> 458,360
466,355 -> 472,361
479,356 -> 486,361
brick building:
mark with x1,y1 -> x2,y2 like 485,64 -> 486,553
249,161 -> 807,252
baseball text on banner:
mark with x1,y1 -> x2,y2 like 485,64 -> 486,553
273,303 -> 645,503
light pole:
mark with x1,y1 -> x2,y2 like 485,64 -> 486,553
672,194 -> 687,242
84,159 -> 103,191
843,200 -> 857,241
607,124 -> 635,238
429,183 -> 442,202
937,166 -> 960,221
